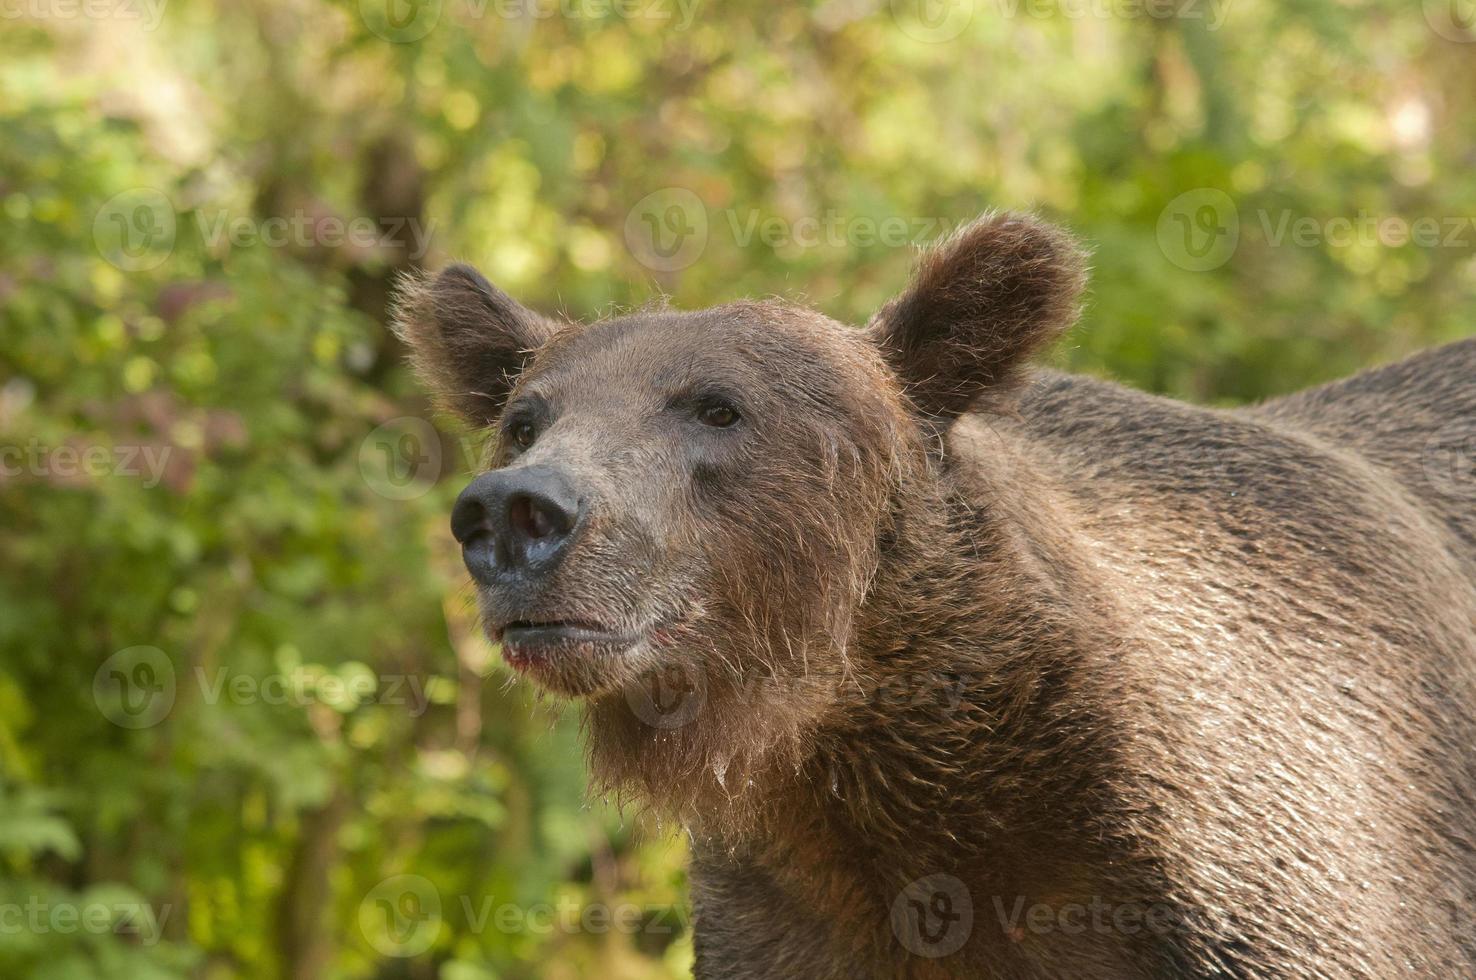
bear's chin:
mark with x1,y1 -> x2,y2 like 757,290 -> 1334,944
498,629 -> 655,699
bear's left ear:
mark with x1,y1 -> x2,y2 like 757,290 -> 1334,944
865,211 -> 1088,422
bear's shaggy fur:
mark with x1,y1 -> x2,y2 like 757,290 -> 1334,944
396,212 -> 1476,979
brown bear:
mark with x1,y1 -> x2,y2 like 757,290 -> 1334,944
394,212 -> 1476,979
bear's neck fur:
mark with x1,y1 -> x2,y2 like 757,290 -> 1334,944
587,422 -> 1158,908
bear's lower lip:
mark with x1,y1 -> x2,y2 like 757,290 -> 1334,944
499,621 -> 639,662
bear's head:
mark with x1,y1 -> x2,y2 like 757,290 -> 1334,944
395,211 -> 1086,811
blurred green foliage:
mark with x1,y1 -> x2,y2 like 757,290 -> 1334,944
1,0 -> 1474,976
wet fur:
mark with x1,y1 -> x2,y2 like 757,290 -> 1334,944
396,213 -> 1476,978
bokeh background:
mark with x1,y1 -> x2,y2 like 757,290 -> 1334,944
2,0 -> 1475,977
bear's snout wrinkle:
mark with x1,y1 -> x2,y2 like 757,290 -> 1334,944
452,464 -> 586,586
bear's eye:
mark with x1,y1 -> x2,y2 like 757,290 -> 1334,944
697,402 -> 740,428
509,421 -> 537,449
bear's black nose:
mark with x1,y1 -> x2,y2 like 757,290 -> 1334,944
451,465 -> 585,585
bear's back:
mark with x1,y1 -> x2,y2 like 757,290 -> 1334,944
948,348 -> 1476,977
997,339 -> 1476,578
1251,336 -> 1476,574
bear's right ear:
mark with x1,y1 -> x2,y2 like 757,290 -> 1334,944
392,264 -> 559,426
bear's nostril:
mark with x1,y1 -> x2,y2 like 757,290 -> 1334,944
509,496 -> 530,537
508,492 -> 567,541
532,507 -> 555,538
460,531 -> 498,586
450,494 -> 490,545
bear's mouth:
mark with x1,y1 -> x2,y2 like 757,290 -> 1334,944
496,618 -> 644,676
492,616 -> 659,698
499,619 -> 635,649
489,604 -> 699,698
